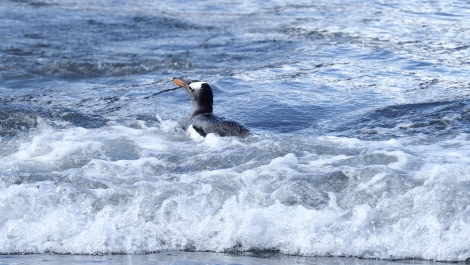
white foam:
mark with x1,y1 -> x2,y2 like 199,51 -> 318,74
156,115 -> 180,134
1,122 -> 470,261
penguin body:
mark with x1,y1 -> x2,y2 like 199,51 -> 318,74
173,78 -> 249,138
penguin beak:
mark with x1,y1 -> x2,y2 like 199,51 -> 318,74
173,78 -> 190,89
173,77 -> 196,102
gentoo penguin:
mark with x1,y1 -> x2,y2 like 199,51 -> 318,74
173,78 -> 250,138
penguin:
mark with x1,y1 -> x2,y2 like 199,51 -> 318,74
173,78 -> 250,138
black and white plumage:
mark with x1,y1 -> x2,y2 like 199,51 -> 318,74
173,78 -> 250,138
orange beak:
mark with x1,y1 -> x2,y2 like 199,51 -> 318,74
173,78 -> 189,89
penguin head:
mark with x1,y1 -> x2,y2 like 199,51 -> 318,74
173,78 -> 213,117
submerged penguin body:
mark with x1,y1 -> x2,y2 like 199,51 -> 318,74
187,113 -> 250,137
173,78 -> 249,138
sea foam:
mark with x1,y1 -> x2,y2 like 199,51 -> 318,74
1,122 -> 469,260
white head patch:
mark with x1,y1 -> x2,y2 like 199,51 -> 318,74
189,82 -> 205,91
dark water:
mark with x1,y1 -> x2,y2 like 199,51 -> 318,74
1,0 -> 470,262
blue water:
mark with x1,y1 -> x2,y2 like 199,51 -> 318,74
1,0 -> 470,262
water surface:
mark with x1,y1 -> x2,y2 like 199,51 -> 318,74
1,0 -> 470,262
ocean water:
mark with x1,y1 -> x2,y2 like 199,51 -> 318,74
0,252 -> 455,265
1,0 -> 470,263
